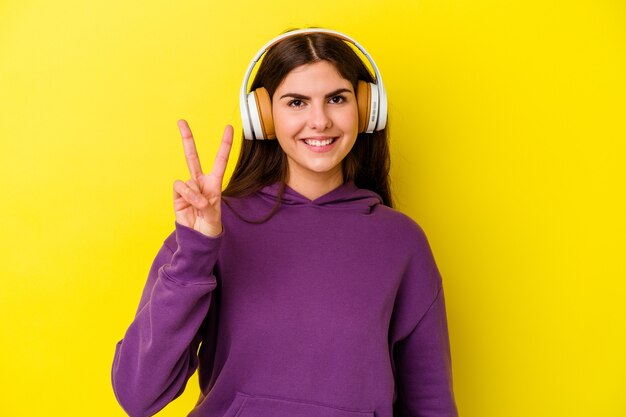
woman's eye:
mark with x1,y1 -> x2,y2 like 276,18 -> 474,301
288,99 -> 304,108
329,95 -> 346,104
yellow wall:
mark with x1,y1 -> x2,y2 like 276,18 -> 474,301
1,0 -> 624,416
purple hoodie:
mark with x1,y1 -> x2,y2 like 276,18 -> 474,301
112,182 -> 458,417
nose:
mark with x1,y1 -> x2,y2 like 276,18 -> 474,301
307,102 -> 332,130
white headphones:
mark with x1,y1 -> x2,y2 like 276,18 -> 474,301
240,28 -> 388,140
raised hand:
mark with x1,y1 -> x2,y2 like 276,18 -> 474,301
173,120 -> 233,237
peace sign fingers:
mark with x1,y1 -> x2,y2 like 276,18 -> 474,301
174,120 -> 234,237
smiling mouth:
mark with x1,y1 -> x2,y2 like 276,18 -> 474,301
302,137 -> 337,147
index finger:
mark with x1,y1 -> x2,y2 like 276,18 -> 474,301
178,119 -> 203,180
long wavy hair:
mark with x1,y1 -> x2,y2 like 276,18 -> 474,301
223,30 -> 392,209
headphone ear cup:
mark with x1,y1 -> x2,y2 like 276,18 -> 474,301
357,81 -> 379,134
246,88 -> 276,140
356,80 -> 371,133
253,87 -> 276,140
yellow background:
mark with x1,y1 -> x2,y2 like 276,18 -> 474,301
1,0 -> 624,416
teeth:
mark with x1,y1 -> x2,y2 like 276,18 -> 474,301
304,138 -> 335,147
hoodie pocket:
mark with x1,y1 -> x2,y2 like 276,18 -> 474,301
223,391 -> 375,417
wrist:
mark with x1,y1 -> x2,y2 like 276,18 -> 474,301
196,218 -> 223,238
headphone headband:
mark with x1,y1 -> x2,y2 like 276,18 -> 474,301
240,28 -> 388,140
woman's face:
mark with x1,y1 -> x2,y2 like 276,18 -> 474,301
272,60 -> 359,188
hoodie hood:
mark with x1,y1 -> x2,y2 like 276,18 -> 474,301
222,182 -> 383,222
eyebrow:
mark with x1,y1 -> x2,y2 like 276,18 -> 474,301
279,88 -> 353,100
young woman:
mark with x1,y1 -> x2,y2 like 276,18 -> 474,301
112,28 -> 458,417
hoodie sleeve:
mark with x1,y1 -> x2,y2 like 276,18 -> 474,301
111,222 -> 221,417
390,226 -> 458,417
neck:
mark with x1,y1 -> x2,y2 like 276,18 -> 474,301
285,166 -> 344,201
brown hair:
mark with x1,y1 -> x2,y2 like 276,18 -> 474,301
223,30 -> 392,210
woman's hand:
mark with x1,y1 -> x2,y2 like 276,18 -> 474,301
173,120 -> 233,237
